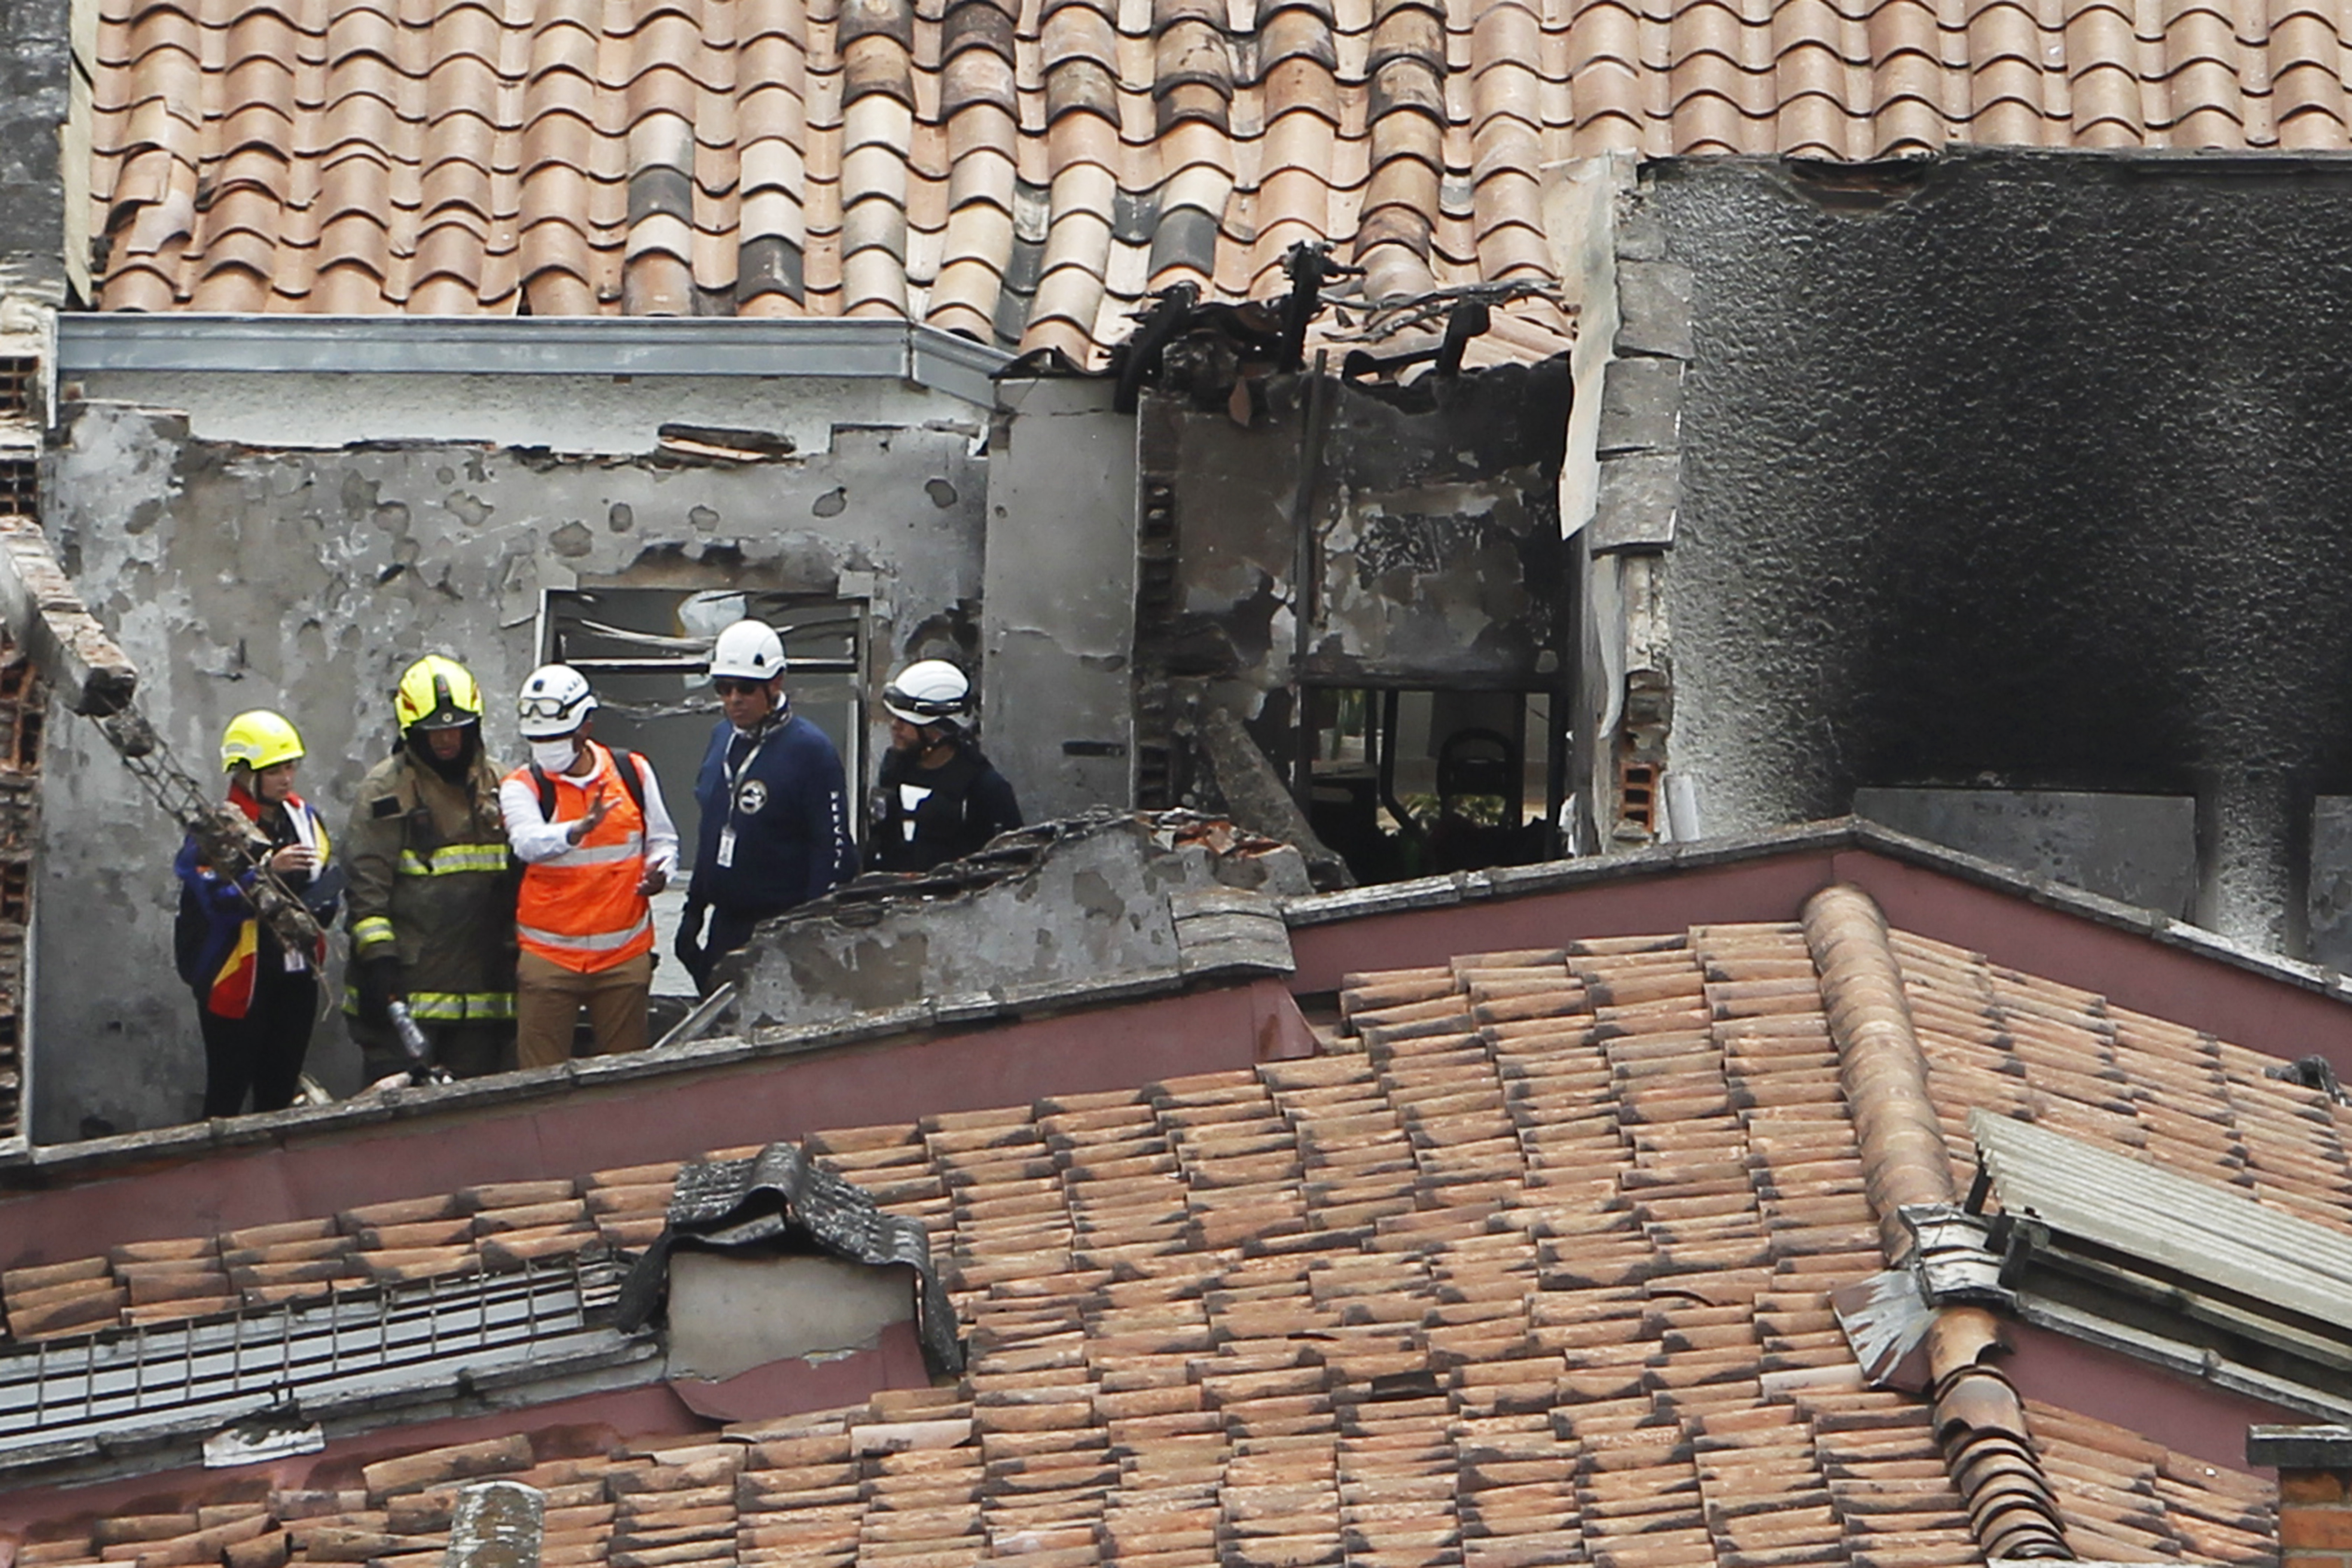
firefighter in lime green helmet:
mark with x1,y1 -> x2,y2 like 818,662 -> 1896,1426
173,710 -> 343,1115
341,655 -> 519,1082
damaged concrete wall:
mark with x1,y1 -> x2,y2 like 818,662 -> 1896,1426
36,396 -> 986,1140
1133,364 -> 1573,804
725,813 -> 1311,1031
1647,149 -> 2352,954
982,379 -> 1139,820
0,0 -> 67,307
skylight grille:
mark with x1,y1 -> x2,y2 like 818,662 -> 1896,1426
0,1254 -> 639,1467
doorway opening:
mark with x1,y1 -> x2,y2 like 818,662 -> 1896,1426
1299,686 -> 1565,885
541,588 -> 866,869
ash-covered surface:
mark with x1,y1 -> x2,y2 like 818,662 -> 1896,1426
1653,148 -> 2352,950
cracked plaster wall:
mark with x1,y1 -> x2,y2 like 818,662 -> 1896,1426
1650,148 -> 2352,955
35,396 -> 985,1140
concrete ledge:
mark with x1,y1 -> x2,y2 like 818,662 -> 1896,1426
55,315 -> 1012,408
0,951 -> 1288,1178
2250,1424 -> 2352,1469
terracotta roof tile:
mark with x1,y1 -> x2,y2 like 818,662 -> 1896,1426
7,916 -> 2308,1568
71,0 -> 2325,351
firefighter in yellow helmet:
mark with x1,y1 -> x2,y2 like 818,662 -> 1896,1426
341,655 -> 519,1081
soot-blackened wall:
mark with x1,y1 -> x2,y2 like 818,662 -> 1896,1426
1652,149 -> 2352,950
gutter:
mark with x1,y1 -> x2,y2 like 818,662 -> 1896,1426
51,315 -> 1013,410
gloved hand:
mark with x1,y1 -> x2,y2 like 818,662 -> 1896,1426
356,956 -> 403,1025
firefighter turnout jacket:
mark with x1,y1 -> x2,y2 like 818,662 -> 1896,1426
343,742 -> 519,1023
499,742 -> 679,972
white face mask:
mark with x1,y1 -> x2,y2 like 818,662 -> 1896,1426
530,738 -> 581,772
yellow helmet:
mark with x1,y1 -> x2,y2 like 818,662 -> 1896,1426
221,709 -> 304,774
394,654 -> 485,732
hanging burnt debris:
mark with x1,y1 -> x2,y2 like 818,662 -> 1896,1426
1090,255 -> 1577,887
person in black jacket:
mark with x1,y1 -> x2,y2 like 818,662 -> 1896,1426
869,659 -> 1022,874
675,619 -> 859,992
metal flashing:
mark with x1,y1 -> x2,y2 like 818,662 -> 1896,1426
2017,1292 -> 2352,1423
52,316 -> 1013,409
2248,1422 -> 2352,1469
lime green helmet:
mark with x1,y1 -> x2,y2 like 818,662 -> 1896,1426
221,710 -> 304,773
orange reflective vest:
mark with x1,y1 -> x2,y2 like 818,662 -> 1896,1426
507,744 -> 654,973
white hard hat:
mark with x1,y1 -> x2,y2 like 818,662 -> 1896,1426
710,620 -> 787,682
516,663 -> 597,739
884,659 -> 973,727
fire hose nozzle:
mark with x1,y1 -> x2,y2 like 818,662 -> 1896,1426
384,1000 -> 454,1086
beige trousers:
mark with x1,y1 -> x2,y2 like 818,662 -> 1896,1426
515,950 -> 653,1069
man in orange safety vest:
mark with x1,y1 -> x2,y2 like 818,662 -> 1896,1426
500,663 -> 680,1069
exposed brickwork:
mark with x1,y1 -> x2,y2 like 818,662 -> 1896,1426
2281,1468 -> 2352,1568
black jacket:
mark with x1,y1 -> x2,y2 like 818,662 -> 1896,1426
870,743 -> 1022,874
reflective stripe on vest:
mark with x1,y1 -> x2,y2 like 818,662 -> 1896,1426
507,743 -> 653,973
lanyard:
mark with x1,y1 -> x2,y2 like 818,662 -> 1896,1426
723,719 -> 778,814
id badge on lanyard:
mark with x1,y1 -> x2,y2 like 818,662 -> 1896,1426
718,728 -> 767,869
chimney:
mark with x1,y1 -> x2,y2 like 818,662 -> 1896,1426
2250,1426 -> 2352,1568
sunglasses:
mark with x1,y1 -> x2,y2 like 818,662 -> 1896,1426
712,679 -> 770,697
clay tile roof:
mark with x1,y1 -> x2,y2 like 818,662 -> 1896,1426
6,911 -> 2313,1564
84,0 -> 2350,357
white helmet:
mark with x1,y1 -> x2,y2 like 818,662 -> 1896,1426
516,663 -> 597,739
710,619 -> 787,682
884,659 -> 972,728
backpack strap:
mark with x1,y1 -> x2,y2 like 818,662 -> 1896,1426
612,749 -> 649,818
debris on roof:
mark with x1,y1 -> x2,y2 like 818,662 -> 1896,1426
719,811 -> 1312,1032
616,1142 -> 962,1377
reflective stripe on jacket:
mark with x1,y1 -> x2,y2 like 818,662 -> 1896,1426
504,743 -> 654,973
342,742 -> 518,1017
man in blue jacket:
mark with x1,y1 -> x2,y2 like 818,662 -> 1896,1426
675,618 -> 860,992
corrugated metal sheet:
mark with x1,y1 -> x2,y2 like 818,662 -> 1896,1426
1974,1107 -> 2352,1339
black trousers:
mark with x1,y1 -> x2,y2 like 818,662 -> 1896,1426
198,969 -> 318,1118
690,906 -> 774,994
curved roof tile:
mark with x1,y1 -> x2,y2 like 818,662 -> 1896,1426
82,0 -> 2352,355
